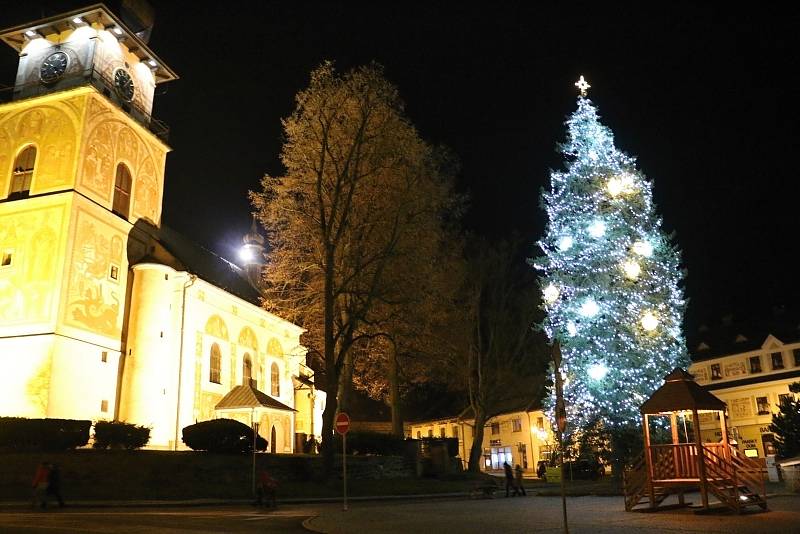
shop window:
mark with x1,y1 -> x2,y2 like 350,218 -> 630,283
756,396 -> 770,415
9,145 -> 36,199
416,431 -> 421,439
710,364 -> 721,380
428,429 -> 433,438
209,343 -> 221,384
512,417 -> 522,432
491,422 -> 500,435
771,352 -> 785,370
749,356 -> 762,373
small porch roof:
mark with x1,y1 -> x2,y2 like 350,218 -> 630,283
215,383 -> 296,412
640,368 -> 726,415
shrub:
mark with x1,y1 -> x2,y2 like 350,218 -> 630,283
93,421 -> 151,450
182,419 -> 267,453
0,417 -> 90,451
333,431 -> 407,456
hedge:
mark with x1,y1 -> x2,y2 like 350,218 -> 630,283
93,421 -> 151,450
182,419 -> 267,453
334,431 -> 408,456
0,417 -> 91,451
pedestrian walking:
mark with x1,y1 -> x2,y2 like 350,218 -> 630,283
255,469 -> 277,507
503,461 -> 518,497
46,463 -> 64,507
514,464 -> 527,496
31,462 -> 50,509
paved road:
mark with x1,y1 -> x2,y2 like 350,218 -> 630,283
305,494 -> 799,533
0,505 -> 313,533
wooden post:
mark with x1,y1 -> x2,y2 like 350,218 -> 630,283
642,414 -> 656,508
692,408 -> 709,509
719,410 -> 730,462
670,412 -> 680,477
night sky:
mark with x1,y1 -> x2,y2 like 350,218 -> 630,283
3,2 -> 800,340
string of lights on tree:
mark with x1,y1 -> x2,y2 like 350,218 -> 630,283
533,76 -> 688,433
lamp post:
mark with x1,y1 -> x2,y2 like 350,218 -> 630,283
553,340 -> 569,534
252,418 -> 260,497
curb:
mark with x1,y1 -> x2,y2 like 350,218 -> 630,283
302,515 -> 325,533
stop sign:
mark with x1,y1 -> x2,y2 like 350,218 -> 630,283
335,412 -> 351,435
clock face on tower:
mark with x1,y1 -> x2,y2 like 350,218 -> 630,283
39,51 -> 69,83
113,68 -> 135,102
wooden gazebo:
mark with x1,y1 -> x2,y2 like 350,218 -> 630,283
623,368 -> 767,513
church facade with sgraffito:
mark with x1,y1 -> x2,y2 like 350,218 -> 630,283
0,3 -> 324,451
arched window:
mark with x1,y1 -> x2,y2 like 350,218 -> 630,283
243,353 -> 253,387
112,163 -> 132,218
271,362 -> 280,397
209,343 -> 221,384
9,145 -> 36,200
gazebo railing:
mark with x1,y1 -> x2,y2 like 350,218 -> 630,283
647,443 -> 728,480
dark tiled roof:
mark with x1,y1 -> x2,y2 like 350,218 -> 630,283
215,384 -> 296,412
457,397 -> 542,421
130,221 -> 262,306
641,368 -> 726,414
689,308 -> 800,361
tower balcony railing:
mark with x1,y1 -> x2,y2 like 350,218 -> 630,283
0,68 -> 169,142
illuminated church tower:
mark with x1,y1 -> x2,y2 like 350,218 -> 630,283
0,4 -> 176,425
0,4 -> 324,451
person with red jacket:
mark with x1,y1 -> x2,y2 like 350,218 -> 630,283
31,462 -> 51,509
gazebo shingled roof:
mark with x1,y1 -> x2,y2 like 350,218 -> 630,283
640,368 -> 726,414
215,383 -> 296,412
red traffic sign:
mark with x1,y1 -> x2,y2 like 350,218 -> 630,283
335,412 -> 351,435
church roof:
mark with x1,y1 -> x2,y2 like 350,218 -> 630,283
132,222 -> 263,306
215,383 -> 296,412
640,368 -> 726,414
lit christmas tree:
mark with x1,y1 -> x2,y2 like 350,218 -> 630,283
534,77 -> 688,436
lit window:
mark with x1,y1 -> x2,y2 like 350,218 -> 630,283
271,362 -> 280,397
452,426 -> 459,438
756,396 -> 770,415
537,417 -> 544,430
710,364 -> 721,380
9,145 -> 36,199
491,422 -> 500,435
209,343 -> 221,384
749,356 -> 762,373
771,352 -> 784,370
512,418 -> 522,432
112,163 -> 132,218
242,353 -> 252,386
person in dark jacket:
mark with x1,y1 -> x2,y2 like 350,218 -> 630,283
503,461 -> 518,497
46,463 -> 64,507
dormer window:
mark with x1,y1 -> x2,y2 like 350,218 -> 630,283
112,163 -> 132,219
771,352 -> 785,370
749,356 -> 762,373
9,145 -> 36,200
